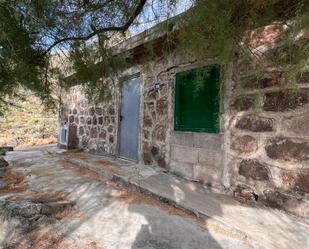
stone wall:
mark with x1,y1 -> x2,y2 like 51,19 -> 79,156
227,65 -> 309,217
59,26 -> 309,217
141,59 -> 171,168
140,57 -> 224,189
60,86 -> 118,155
60,55 -> 226,189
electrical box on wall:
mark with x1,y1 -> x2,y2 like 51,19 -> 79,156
154,81 -> 161,91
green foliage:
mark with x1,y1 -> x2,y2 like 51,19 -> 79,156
179,0 -> 237,64
62,38 -> 130,104
178,0 -> 309,74
0,0 -> 56,109
0,0 -> 154,108
0,0 -> 308,109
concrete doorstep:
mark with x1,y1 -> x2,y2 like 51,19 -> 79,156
55,150 -> 309,249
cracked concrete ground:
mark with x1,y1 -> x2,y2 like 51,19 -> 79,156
0,146 -> 252,249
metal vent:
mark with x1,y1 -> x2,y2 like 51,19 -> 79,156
59,124 -> 68,145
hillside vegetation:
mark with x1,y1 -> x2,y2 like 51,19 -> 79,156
0,90 -> 58,147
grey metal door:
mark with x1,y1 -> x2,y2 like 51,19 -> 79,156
119,77 -> 140,161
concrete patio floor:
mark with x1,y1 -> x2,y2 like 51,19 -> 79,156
1,145 -> 254,249
52,146 -> 309,249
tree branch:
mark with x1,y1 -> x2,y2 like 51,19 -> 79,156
42,0 -> 147,56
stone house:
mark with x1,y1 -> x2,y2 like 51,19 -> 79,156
59,20 -> 309,218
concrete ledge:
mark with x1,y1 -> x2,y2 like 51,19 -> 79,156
57,153 -> 247,235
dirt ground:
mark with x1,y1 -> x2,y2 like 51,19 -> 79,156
0,90 -> 58,148
0,146 -> 251,249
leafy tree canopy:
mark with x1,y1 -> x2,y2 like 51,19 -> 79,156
0,0 -> 308,111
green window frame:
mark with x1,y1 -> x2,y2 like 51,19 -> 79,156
174,65 -> 220,133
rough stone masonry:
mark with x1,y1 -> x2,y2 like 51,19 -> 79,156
59,23 -> 309,218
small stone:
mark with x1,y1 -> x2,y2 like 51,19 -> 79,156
104,116 -> 110,124
98,117 -> 103,125
86,117 -> 92,125
143,153 -> 152,165
247,24 -> 287,48
231,135 -> 258,154
261,189 -> 288,209
89,107 -> 95,115
236,115 -> 274,132
148,91 -> 157,100
86,127 -> 90,136
90,127 -> 98,138
81,136 -> 89,148
143,142 -> 150,152
258,71 -> 283,88
283,112 -> 309,136
240,71 -> 282,89
153,125 -> 166,142
99,130 -> 107,139
95,107 -> 103,115
156,157 -> 167,168
73,109 -> 78,115
233,186 -> 258,204
0,157 -> 9,168
144,116 -> 152,127
108,106 -> 115,115
80,116 -> 85,124
143,130 -> 150,140
79,126 -> 84,136
295,171 -> 309,193
146,102 -> 155,112
232,95 -> 256,111
74,117 -> 79,124
280,171 -> 297,189
150,146 -> 159,156
238,159 -> 270,181
265,138 -> 309,162
9,200 -> 42,218
107,125 -> 114,133
156,98 -> 168,115
93,116 -> 97,125
264,90 -> 308,112
69,115 -> 74,123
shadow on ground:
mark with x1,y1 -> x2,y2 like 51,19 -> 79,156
0,147 -> 251,248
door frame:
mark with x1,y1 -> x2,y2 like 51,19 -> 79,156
116,72 -> 144,162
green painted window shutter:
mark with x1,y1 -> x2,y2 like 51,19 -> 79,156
174,65 -> 220,133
